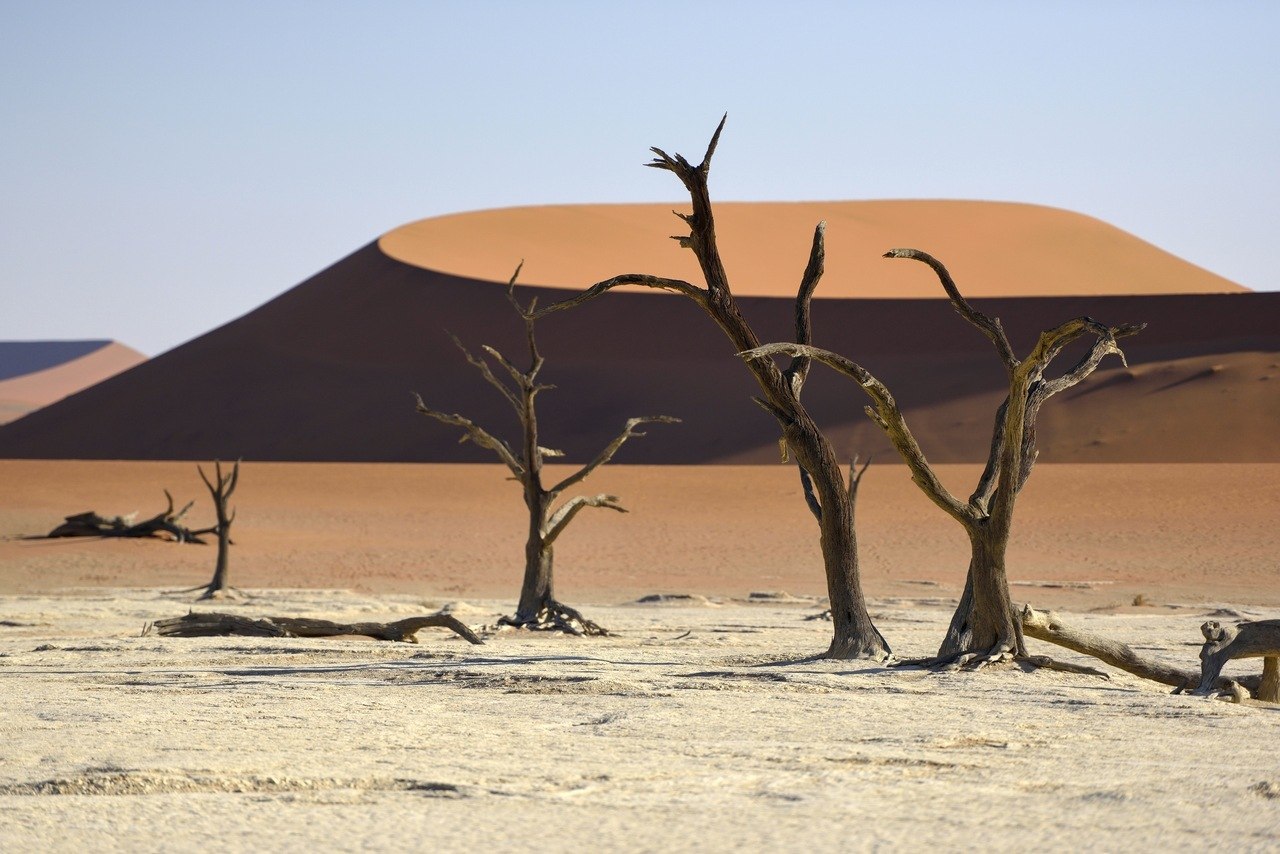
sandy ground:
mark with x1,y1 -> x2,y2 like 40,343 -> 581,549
3,461 -> 1277,609
0,590 -> 1278,850
2,460 -> 1278,849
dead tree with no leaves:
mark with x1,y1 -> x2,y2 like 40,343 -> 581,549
744,250 -> 1143,669
194,460 -> 239,600
530,118 -> 891,660
416,272 -> 678,636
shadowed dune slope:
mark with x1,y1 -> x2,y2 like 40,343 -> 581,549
380,201 -> 1248,297
0,237 -> 1273,463
0,341 -> 146,426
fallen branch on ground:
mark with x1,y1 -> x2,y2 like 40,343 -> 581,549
38,491 -> 212,543
145,611 -> 484,645
1020,605 -> 1265,699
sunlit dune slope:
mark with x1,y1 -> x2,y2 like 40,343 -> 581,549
380,201 -> 1248,298
0,341 -> 145,425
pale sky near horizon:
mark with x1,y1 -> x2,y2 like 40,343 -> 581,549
2,1 -> 1277,356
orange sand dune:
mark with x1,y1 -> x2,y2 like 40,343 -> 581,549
380,201 -> 1248,298
0,201 -> 1271,462
0,341 -> 145,425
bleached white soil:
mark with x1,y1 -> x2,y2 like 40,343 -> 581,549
1,589 -> 1277,851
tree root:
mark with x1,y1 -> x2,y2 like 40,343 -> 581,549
496,601 -> 609,637
145,611 -> 484,644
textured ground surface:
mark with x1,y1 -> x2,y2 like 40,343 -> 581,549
0,590 -> 1277,851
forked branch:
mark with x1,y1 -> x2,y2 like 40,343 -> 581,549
550,416 -> 681,495
742,342 -> 973,525
543,494 -> 627,545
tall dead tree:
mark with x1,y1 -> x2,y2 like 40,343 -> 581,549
416,270 -> 678,636
529,117 -> 890,660
195,460 -> 239,600
744,250 -> 1143,669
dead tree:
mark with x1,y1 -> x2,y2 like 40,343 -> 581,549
529,118 -> 891,660
744,250 -> 1142,669
195,460 -> 239,600
146,611 -> 483,645
40,491 -> 207,543
416,270 -> 677,636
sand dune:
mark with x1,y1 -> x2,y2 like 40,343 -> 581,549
0,202 -> 1270,462
0,341 -> 145,425
380,201 -> 1248,297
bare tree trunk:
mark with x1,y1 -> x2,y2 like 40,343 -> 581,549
515,533 -> 554,622
940,524 -> 1023,658
530,118 -> 890,660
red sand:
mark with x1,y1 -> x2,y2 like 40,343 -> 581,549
0,341 -> 144,425
2,460 -> 1276,610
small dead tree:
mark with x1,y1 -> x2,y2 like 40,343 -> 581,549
744,250 -> 1143,669
416,270 -> 678,636
195,460 -> 239,600
529,118 -> 891,660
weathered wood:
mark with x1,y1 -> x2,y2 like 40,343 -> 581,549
1020,606 -> 1265,697
146,611 -> 484,644
417,268 -> 677,635
531,118 -> 891,661
41,491 -> 209,543
1194,619 -> 1280,702
743,250 -> 1143,667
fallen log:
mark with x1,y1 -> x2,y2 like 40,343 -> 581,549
145,611 -> 484,645
1019,605 -> 1263,698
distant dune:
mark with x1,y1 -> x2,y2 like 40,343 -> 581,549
0,341 -> 145,425
380,201 -> 1247,297
0,201 -> 1272,462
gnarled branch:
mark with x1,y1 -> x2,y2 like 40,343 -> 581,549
742,342 -> 974,526
413,395 -> 524,476
549,416 -> 680,495
885,248 -> 1018,373
543,493 -> 627,545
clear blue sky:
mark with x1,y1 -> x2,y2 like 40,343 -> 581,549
2,1 -> 1277,355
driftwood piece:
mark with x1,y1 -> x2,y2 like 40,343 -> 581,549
1194,619 -> 1280,703
146,611 -> 484,645
1020,606 -> 1264,698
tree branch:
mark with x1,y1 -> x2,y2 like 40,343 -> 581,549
543,494 -> 627,545
414,394 -> 524,476
884,248 -> 1018,373
528,274 -> 708,320
741,343 -> 974,526
549,415 -> 680,495
446,333 -> 521,413
783,221 -> 827,398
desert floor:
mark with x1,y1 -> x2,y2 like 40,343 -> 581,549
1,461 -> 1278,849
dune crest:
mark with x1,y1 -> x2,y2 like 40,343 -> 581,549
379,201 -> 1248,297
